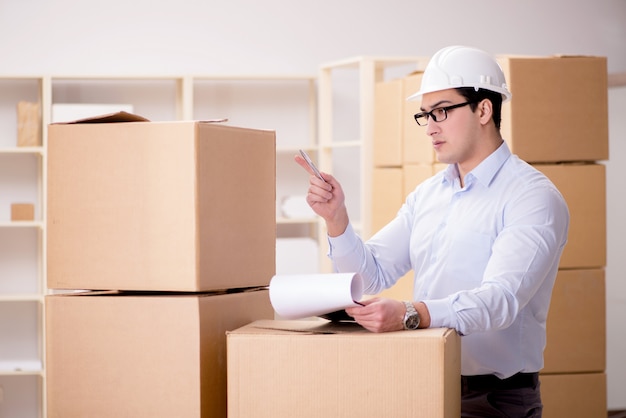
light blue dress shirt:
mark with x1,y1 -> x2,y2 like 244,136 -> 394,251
328,142 -> 569,378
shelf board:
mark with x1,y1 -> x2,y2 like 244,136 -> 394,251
0,221 -> 44,229
277,217 -> 318,225
0,294 -> 44,302
0,146 -> 45,155
0,360 -> 43,375
42,74 -> 316,82
609,72 -> 626,88
276,145 -> 318,154
319,55 -> 426,70
192,74 -> 316,81
319,141 -> 361,149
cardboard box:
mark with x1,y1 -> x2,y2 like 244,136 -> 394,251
375,271 -> 414,300
403,162 -> 447,196
17,101 -> 41,147
372,167 -> 403,231
499,55 -> 608,163
46,288 -> 273,418
47,114 -> 276,291
540,373 -> 607,418
403,72 -> 435,164
10,203 -> 35,221
372,164 -> 447,233
373,78 -> 403,167
535,163 -> 606,268
543,269 -> 605,374
373,73 -> 434,167
227,320 -> 461,418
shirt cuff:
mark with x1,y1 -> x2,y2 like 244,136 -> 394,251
423,298 -> 455,329
327,223 -> 359,258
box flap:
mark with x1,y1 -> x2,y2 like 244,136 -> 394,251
229,319 -> 455,338
52,110 -> 150,125
198,118 -> 229,123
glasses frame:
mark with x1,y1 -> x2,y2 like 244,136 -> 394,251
413,101 -> 476,126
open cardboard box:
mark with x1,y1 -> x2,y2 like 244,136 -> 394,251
47,112 -> 276,291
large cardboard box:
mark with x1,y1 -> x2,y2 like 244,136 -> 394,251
540,373 -> 607,418
535,163 -> 606,268
227,320 -> 461,418
543,269 -> 606,374
46,288 -> 273,418
47,114 -> 276,291
499,55 -> 608,163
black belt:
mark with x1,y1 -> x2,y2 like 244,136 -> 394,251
462,372 -> 539,392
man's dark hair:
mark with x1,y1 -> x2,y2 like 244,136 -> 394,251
456,87 -> 503,130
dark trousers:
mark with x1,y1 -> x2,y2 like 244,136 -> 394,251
461,372 -> 542,418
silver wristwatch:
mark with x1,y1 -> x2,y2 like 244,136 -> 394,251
403,301 -> 420,330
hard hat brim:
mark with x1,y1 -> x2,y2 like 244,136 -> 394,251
406,85 -> 512,103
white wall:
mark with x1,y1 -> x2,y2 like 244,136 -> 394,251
1,0 -> 625,409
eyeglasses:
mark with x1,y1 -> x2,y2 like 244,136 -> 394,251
413,101 -> 475,126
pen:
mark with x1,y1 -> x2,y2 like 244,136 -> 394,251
299,149 -> 326,183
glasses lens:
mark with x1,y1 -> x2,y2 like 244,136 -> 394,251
430,108 -> 447,123
415,113 -> 429,126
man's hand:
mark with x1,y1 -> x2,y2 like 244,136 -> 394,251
345,298 -> 406,333
294,154 -> 349,237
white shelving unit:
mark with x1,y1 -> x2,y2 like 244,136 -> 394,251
0,76 -> 47,418
0,73 -> 317,417
316,56 -> 425,272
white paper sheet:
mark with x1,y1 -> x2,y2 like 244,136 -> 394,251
269,272 -> 363,319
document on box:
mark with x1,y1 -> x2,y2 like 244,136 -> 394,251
269,273 -> 364,319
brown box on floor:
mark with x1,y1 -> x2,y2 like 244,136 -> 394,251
47,113 -> 276,291
46,288 -> 273,418
540,373 -> 607,418
227,320 -> 461,418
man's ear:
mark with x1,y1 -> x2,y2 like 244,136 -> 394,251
478,99 -> 493,125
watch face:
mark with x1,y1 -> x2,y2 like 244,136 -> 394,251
405,315 -> 420,330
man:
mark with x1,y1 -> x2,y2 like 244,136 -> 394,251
296,45 -> 569,417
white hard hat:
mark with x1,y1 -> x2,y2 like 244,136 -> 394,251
407,45 -> 511,102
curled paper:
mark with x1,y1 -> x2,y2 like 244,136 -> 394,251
269,273 -> 364,320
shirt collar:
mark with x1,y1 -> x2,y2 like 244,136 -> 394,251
442,141 -> 512,187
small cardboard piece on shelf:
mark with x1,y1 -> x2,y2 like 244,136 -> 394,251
227,320 -> 461,418
17,101 -> 41,147
47,112 -> 275,292
10,203 -> 35,221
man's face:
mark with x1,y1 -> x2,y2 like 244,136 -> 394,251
419,89 -> 482,167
